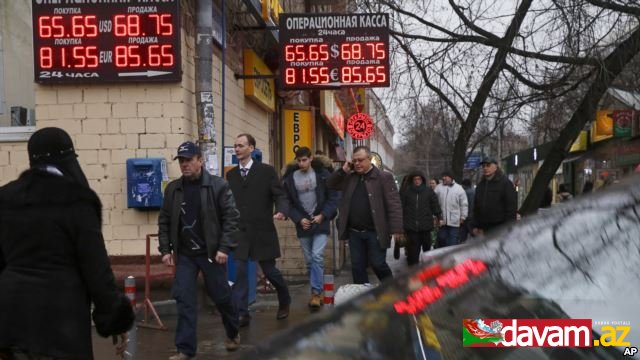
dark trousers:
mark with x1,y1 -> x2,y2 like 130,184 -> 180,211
173,254 -> 239,357
233,258 -> 290,317
437,225 -> 460,248
459,220 -> 472,243
348,230 -> 392,284
405,230 -> 431,266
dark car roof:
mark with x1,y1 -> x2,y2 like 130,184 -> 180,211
246,176 -> 640,359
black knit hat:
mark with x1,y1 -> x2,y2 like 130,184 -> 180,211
441,170 -> 454,179
28,127 -> 77,165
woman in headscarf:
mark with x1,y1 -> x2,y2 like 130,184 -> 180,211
0,127 -> 133,360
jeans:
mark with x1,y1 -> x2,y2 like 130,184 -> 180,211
298,233 -> 328,294
233,259 -> 290,317
405,230 -> 431,266
173,254 -> 239,357
437,225 -> 460,248
348,230 -> 392,284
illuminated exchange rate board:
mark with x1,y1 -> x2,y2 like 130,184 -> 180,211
279,13 -> 389,90
32,0 -> 181,83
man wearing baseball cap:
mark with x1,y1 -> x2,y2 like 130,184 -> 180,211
158,141 -> 242,358
472,157 -> 517,236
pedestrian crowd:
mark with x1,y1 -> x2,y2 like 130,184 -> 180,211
0,129 -> 530,360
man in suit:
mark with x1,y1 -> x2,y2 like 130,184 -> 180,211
227,133 -> 291,327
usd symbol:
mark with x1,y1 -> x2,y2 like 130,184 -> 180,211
624,346 -> 638,356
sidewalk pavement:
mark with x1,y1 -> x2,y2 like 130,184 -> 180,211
96,245 -> 412,359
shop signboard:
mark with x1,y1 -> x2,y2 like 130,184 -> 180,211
612,109 -> 633,138
243,49 -> 276,113
591,110 -> 614,143
283,108 -> 314,165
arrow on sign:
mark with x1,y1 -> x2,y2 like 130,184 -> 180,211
118,70 -> 173,77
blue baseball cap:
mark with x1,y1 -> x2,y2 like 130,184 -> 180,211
174,141 -> 199,160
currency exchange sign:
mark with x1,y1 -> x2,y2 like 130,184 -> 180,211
279,13 -> 390,90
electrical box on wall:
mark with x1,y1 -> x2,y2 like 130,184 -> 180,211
126,158 -> 168,209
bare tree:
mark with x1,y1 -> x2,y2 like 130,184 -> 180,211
358,0 -> 640,210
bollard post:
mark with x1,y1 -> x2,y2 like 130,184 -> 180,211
124,276 -> 137,359
323,274 -> 334,306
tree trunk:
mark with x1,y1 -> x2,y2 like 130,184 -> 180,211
451,0 -> 533,181
520,25 -> 640,215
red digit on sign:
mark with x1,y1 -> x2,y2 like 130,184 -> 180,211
161,45 -> 174,66
285,45 -> 295,61
319,44 -> 329,61
85,15 -> 98,37
285,68 -> 295,84
115,45 -> 127,67
352,67 -> 362,83
375,43 -> 386,59
159,14 -> 173,35
128,15 -> 141,36
309,44 -> 318,61
352,43 -> 362,60
52,16 -> 64,38
376,66 -> 386,83
128,45 -> 141,67
40,47 -> 53,68
366,66 -> 376,83
73,46 -> 86,68
149,45 -> 161,66
87,46 -> 99,68
341,67 -> 351,83
39,16 -> 52,38
72,16 -> 85,37
320,67 -> 329,83
341,43 -> 350,60
295,45 -> 305,61
114,15 -> 126,36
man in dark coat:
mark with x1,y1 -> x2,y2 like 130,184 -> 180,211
473,157 -> 518,236
327,146 -> 403,284
227,134 -> 290,326
400,170 -> 441,266
158,141 -> 242,358
0,127 -> 134,360
282,147 -> 340,309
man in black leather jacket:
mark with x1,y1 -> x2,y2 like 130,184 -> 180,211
158,141 -> 241,358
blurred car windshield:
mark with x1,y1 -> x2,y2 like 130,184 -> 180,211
247,176 -> 640,359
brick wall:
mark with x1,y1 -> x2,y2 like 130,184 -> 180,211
0,5 -> 273,257
0,2 -> 342,279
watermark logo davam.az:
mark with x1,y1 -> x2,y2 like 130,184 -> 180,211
463,318 -> 636,354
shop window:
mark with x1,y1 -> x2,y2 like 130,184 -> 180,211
0,2 -> 36,140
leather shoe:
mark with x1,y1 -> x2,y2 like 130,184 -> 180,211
276,303 -> 290,320
238,315 -> 250,327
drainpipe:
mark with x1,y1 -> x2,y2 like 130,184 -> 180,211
196,0 -> 217,174
220,0 -> 226,174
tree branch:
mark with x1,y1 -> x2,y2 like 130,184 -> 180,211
392,33 -> 466,123
448,0 -> 502,41
583,0 -> 640,16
